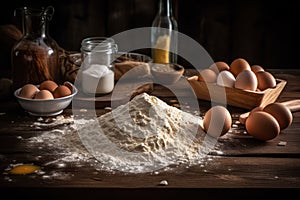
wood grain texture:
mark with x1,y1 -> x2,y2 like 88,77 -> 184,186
0,69 -> 299,198
188,78 -> 287,110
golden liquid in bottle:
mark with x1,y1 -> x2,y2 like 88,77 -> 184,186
153,35 -> 170,64
153,49 -> 169,63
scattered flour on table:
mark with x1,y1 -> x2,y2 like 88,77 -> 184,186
25,93 -> 220,174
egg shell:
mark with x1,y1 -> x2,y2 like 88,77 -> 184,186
203,106 -> 232,138
53,85 -> 72,98
198,69 -> 217,83
18,84 -> 39,99
34,90 -> 54,100
229,58 -> 251,77
256,71 -> 276,91
251,65 -> 264,73
216,70 -> 236,88
234,70 -> 258,91
263,102 -> 293,130
245,111 -> 280,141
39,80 -> 58,93
209,61 -> 230,74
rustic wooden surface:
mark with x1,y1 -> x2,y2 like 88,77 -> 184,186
0,69 -> 299,198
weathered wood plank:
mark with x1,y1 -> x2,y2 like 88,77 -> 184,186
0,156 -> 299,188
0,69 -> 299,192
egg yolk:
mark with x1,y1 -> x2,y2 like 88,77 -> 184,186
9,164 -> 40,175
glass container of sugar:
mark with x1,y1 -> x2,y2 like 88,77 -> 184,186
80,37 -> 118,95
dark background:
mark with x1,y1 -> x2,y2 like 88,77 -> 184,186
0,0 -> 299,74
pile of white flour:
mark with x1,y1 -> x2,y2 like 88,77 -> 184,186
27,93 -> 217,174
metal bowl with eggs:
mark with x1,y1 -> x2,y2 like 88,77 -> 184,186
14,81 -> 78,116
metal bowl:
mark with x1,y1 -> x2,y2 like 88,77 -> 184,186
14,82 -> 78,116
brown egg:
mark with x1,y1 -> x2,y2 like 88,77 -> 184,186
34,90 -> 54,100
209,61 -> 230,74
18,84 -> 39,99
229,58 -> 251,77
203,106 -> 232,138
234,70 -> 258,91
263,103 -> 293,130
245,111 -> 280,141
39,80 -> 58,93
239,106 -> 264,125
246,106 -> 264,123
198,69 -> 217,83
251,65 -> 264,73
256,71 -> 276,91
53,85 -> 72,98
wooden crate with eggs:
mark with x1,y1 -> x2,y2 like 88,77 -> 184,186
187,58 -> 287,110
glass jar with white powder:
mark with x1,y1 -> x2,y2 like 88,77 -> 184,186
80,37 -> 118,95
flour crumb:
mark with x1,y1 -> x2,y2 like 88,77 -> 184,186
277,141 -> 287,146
159,180 -> 168,186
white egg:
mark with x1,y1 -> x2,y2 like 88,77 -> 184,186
216,70 -> 236,88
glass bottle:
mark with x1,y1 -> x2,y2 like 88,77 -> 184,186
151,0 -> 178,64
11,6 -> 61,90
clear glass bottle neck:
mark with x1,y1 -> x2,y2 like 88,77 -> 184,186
24,14 -> 48,37
158,0 -> 173,16
16,6 -> 54,38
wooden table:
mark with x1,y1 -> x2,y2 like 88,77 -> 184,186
0,69 -> 299,199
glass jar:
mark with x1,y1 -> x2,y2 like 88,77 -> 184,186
80,37 -> 117,68
11,6 -> 61,90
80,37 -> 118,95
151,0 -> 178,64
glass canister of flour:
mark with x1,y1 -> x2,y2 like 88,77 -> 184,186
80,37 -> 117,95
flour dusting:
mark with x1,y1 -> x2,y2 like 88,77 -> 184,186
25,93 -> 219,174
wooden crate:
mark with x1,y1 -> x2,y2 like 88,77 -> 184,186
188,77 -> 287,110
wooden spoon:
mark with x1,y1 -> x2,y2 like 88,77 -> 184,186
239,99 -> 300,124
